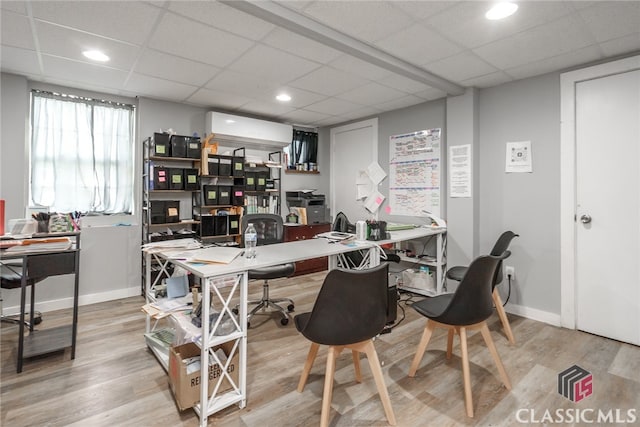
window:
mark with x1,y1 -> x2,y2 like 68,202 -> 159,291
30,90 -> 135,214
285,129 -> 318,171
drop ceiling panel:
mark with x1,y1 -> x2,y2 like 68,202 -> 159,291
125,73 -> 199,101
375,94 -> 427,112
1,46 -> 41,76
305,97 -> 363,116
260,28 -> 343,64
427,51 -> 499,83
31,1 -> 161,46
505,45 -> 604,81
238,100 -> 296,117
336,82 -> 406,106
289,66 -> 369,97
0,1 -> 27,14
302,1 -> 413,42
414,87 -> 448,101
134,49 -> 220,87
206,69 -> 279,98
378,74 -> 436,94
186,87 -> 252,110
35,21 -> 140,71
252,87 -> 327,109
391,1 -> 458,20
578,2 -> 640,43
147,12 -> 254,68
279,108 -> 331,125
328,55 -> 392,81
41,55 -> 129,90
227,44 -> 321,84
461,70 -> 513,89
1,11 -> 35,50
168,1 -> 275,41
599,34 -> 640,57
375,24 -> 463,66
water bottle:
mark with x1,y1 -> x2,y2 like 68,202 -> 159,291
244,223 -> 257,259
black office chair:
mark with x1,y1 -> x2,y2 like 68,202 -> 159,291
446,231 -> 519,343
1,263 -> 43,327
241,213 -> 296,327
295,264 -> 396,427
408,253 -> 512,418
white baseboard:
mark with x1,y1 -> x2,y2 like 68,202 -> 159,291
504,302 -> 562,327
3,287 -> 141,316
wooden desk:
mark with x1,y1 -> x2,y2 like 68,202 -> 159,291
0,232 -> 81,373
284,223 -> 331,276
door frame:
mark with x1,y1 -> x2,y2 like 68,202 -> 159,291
329,118 -> 378,221
560,55 -> 640,329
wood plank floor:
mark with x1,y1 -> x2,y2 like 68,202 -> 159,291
2,271 -> 639,426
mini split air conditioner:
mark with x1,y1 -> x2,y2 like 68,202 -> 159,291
206,112 -> 293,150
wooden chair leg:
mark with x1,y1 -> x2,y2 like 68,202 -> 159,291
352,350 -> 362,383
459,327 -> 474,418
320,346 -> 342,427
479,323 -> 512,390
446,328 -> 454,359
493,288 -> 515,344
362,340 -> 397,426
409,320 -> 436,377
298,342 -> 320,392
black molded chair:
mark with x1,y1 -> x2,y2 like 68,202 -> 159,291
409,254 -> 512,418
295,263 -> 396,427
241,213 -> 295,327
446,231 -> 519,344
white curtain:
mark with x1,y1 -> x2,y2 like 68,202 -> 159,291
31,94 -> 134,213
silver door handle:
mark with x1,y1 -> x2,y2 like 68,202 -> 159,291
580,214 -> 592,224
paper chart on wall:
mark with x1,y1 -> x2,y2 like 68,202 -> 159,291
389,129 -> 441,216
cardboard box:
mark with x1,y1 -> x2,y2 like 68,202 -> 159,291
168,341 -> 239,411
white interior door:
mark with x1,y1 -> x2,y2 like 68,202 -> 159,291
330,119 -> 377,223
575,69 -> 640,345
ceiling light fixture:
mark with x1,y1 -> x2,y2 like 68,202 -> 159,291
276,93 -> 292,102
225,119 -> 236,124
485,2 -> 518,20
82,50 -> 110,62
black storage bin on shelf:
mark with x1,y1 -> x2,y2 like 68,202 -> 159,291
232,157 -> 245,177
152,133 -> 170,157
150,201 -> 166,224
186,137 -> 201,159
218,156 -> 232,176
245,172 -> 256,191
169,168 -> 184,190
214,215 -> 228,236
152,166 -> 169,190
165,200 -> 180,223
207,155 -> 219,176
183,168 -> 198,191
256,171 -> 269,191
199,215 -> 215,237
232,186 -> 245,206
218,186 -> 232,205
170,135 -> 188,158
228,214 -> 240,235
202,185 -> 218,206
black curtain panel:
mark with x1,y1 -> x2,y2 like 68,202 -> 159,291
289,130 -> 318,169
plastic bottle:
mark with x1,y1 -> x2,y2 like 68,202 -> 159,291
244,223 -> 257,259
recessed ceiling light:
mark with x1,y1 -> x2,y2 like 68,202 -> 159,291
485,2 -> 518,20
82,50 -> 110,62
276,93 -> 292,102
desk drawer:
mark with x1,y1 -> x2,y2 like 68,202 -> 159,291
284,223 -> 331,276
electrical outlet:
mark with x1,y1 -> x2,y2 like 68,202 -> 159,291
505,265 -> 515,279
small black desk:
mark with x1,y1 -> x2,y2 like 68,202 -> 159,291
0,232 -> 80,373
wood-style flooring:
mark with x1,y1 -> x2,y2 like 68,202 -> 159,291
2,271 -> 639,426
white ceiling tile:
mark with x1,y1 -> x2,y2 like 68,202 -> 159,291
414,87 -> 447,101
1,46 -> 41,76
41,55 -> 129,90
260,28 -> 343,64
426,1 -> 575,49
336,82 -> 406,106
314,116 -> 345,127
186,88 -> 252,110
288,66 -> 368,96
599,34 -> 640,57
391,1 -> 458,20
578,2 -> 640,43
35,21 -> 139,71
125,73 -> 199,101
302,1 -> 413,42
505,45 -> 603,81
227,44 -> 321,84
2,11 -> 35,50
340,106 -> 381,121
277,1 -> 315,12
148,12 -> 254,68
426,51 -> 498,83
206,69 -> 279,97
328,55 -> 392,81
135,49 -> 220,87
278,109 -> 331,126
304,97 -> 363,116
168,1 -> 275,41
375,24 -> 463,66
375,94 -> 426,112
461,71 -> 513,89
31,1 -> 162,46
238,100 -> 296,118
260,87 -> 327,109
378,74 -> 434,95
1,1 -> 27,14
472,14 -> 597,70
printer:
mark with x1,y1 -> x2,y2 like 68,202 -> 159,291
286,191 -> 328,224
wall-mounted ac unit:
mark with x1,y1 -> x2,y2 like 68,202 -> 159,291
206,112 -> 293,150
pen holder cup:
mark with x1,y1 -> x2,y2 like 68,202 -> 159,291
37,220 -> 49,233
